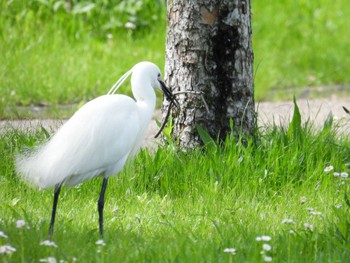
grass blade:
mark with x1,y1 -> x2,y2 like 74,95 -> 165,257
196,124 -> 217,151
287,96 -> 302,140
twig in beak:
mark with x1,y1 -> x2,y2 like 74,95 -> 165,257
154,90 -> 207,138
155,100 -> 174,138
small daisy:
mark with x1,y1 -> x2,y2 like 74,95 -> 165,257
95,239 -> 106,246
16,219 -> 26,228
334,172 -> 340,177
310,211 -> 322,216
39,257 -> 57,263
324,165 -> 334,173
263,255 -> 273,262
304,223 -> 314,232
281,218 -> 295,224
125,22 -> 136,30
0,231 -> 8,239
335,204 -> 342,209
256,235 -> 271,242
223,248 -> 236,255
300,196 -> 307,204
262,243 -> 272,251
0,244 -> 16,255
341,172 -> 349,178
40,240 -> 58,248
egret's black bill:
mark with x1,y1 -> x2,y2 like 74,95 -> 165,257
159,80 -> 179,108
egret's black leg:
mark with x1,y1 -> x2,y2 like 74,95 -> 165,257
49,183 -> 62,236
98,177 -> 109,237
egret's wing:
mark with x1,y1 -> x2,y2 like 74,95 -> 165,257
16,95 -> 141,188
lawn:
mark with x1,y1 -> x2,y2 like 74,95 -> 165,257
1,1 -> 350,262
1,102 -> 350,262
253,0 -> 350,99
1,0 -> 350,118
0,0 -> 167,118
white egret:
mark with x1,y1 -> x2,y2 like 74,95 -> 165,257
15,61 -> 178,237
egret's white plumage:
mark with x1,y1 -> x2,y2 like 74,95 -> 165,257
15,61 -> 177,236
17,95 -> 140,187
16,61 -> 173,188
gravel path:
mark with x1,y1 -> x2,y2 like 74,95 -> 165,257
1,97 -> 349,147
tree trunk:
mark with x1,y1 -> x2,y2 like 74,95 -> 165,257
164,0 -> 255,147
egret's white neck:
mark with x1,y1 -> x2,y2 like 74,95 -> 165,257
131,76 -> 156,120
132,76 -> 156,105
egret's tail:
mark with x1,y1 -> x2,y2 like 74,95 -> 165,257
15,143 -> 62,189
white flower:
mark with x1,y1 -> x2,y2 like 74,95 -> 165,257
341,172 -> 349,178
289,230 -> 296,235
39,257 -> 57,263
124,22 -> 136,30
310,211 -> 322,216
0,231 -> 8,239
0,244 -> 16,254
262,235 -> 271,241
304,223 -> 314,232
256,235 -> 271,242
16,219 -> 26,228
263,256 -> 273,262
324,165 -> 334,172
300,196 -> 307,204
281,218 -> 295,224
334,172 -> 340,177
223,248 -> 236,255
335,204 -> 342,209
262,243 -> 272,251
95,239 -> 106,246
40,240 -> 58,248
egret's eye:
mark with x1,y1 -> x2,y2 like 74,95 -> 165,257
157,73 -> 161,79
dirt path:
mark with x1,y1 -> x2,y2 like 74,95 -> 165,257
257,97 -> 350,129
1,97 -> 349,147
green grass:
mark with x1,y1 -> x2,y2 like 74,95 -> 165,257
253,0 -> 350,99
1,0 -> 350,118
2,2 -> 350,261
0,29 -> 166,118
0,0 -> 166,118
1,104 -> 350,262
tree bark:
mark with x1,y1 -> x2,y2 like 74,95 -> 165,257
164,0 -> 255,147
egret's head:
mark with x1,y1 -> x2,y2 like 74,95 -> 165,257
131,61 -> 162,88
132,61 -> 179,106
